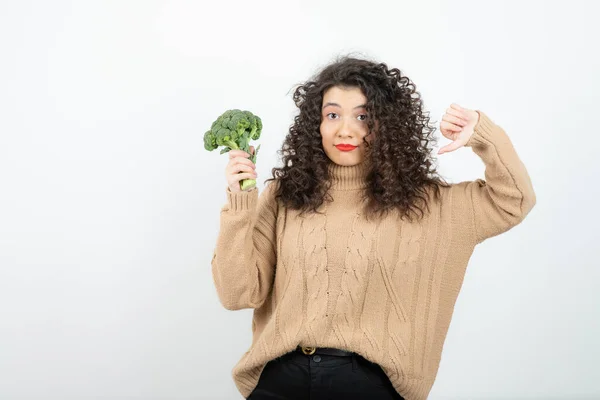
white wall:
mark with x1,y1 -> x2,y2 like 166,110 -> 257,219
0,1 -> 598,399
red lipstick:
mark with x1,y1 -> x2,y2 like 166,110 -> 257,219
335,144 -> 358,152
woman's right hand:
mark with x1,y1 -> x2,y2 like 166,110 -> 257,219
226,146 -> 257,193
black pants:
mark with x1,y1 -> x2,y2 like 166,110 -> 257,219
247,349 -> 405,400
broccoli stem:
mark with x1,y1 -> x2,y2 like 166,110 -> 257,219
250,144 -> 260,164
240,178 -> 256,191
224,141 -> 239,150
239,144 -> 260,191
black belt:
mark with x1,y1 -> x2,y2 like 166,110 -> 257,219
296,345 -> 354,357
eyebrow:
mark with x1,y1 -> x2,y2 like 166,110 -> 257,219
322,102 -> 367,110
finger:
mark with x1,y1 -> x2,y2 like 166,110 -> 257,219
228,172 -> 257,185
227,164 -> 255,175
229,156 -> 256,169
450,104 -> 471,122
445,109 -> 469,123
443,114 -> 467,127
249,145 -> 255,155
438,140 -> 464,155
229,149 -> 251,159
440,120 -> 463,132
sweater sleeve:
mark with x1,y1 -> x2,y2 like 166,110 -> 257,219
452,110 -> 536,245
211,182 -> 278,310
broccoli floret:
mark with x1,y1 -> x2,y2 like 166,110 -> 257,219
203,109 -> 262,191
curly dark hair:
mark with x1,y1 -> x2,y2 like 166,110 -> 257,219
265,54 -> 450,222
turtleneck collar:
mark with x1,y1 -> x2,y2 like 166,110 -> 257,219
327,158 -> 371,191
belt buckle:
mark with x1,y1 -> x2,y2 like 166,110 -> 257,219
301,346 -> 316,355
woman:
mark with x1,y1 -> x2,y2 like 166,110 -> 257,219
211,56 -> 536,400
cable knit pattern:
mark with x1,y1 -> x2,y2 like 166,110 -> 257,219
301,209 -> 329,345
210,110 -> 536,399
332,211 -> 380,350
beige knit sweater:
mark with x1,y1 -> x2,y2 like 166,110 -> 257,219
211,110 -> 536,399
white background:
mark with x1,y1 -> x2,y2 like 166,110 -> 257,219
1,1 -> 598,399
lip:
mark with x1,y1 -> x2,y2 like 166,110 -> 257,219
335,144 -> 358,152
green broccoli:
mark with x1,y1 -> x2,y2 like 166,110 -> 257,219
203,109 -> 262,191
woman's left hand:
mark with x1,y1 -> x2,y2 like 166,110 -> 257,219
437,104 -> 480,155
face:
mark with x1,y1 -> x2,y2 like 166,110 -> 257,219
320,86 -> 372,166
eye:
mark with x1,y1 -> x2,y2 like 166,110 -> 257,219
326,112 -> 338,119
357,114 -> 367,121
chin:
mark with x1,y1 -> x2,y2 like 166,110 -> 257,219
325,149 -> 364,166
333,157 -> 363,166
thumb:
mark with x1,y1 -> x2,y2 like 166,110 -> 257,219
438,140 -> 463,155
249,145 -> 255,155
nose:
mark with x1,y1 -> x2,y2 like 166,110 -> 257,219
337,117 -> 355,139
